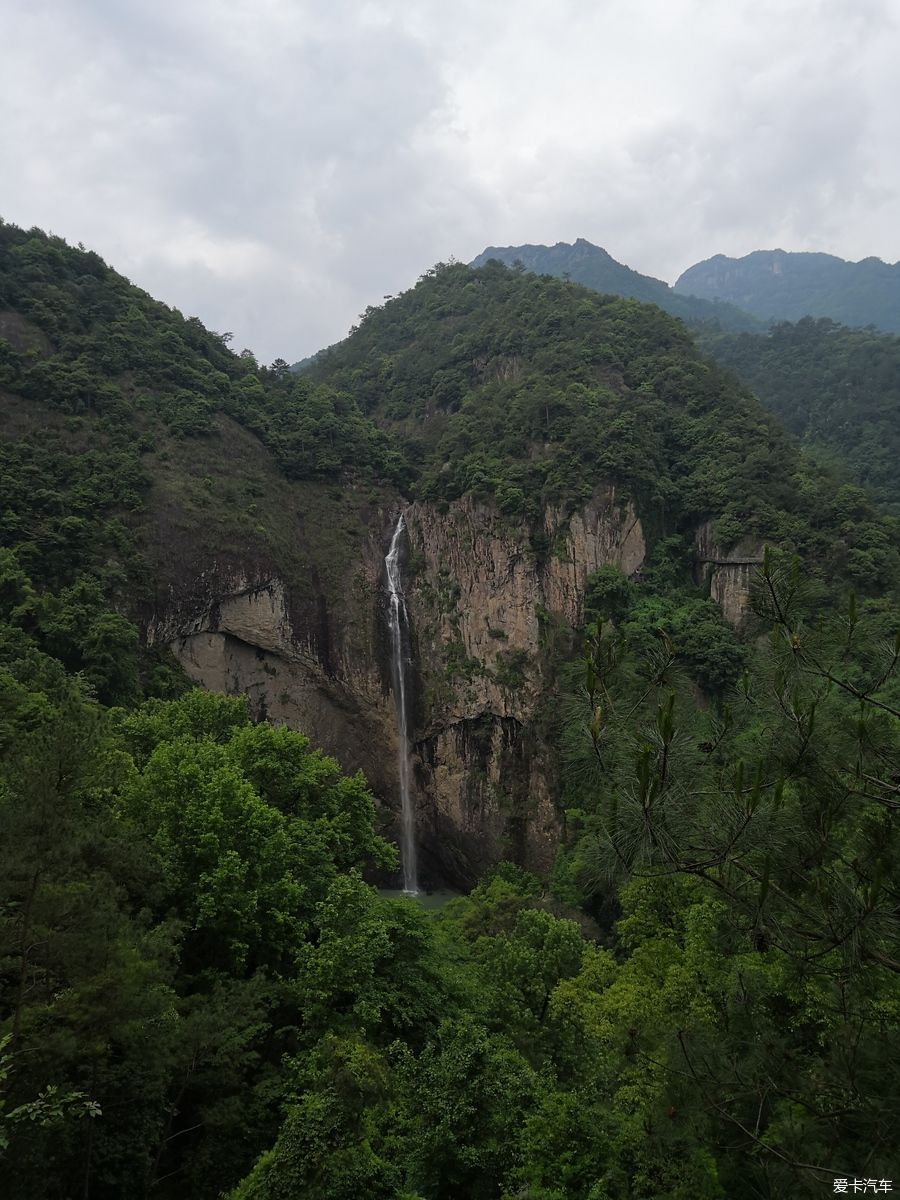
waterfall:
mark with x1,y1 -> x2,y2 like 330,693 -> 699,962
385,513 -> 419,894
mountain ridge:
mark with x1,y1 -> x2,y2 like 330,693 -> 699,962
675,247 -> 900,332
470,238 -> 762,330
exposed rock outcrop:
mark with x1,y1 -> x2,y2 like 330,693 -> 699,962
146,534 -> 401,805
694,521 -> 765,626
406,486 -> 644,721
150,485 -> 646,888
404,486 -> 645,882
149,489 -> 766,886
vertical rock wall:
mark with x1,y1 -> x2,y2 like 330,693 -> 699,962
693,521 -> 765,626
404,487 -> 645,883
154,485 -> 647,888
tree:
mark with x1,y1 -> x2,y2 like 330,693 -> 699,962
568,551 -> 900,1193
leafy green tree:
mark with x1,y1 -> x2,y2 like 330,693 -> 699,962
0,663 -> 177,1194
230,1037 -> 400,1200
293,875 -> 443,1044
398,1018 -> 537,1200
565,552 -> 900,1194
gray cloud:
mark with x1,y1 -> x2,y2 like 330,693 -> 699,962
2,0 -> 899,360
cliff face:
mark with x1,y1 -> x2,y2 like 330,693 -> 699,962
148,485 -> 759,888
151,576 -> 396,795
148,482 -> 768,888
693,521 -> 765,627
146,497 -> 402,808
404,487 -> 645,882
149,485 -> 646,888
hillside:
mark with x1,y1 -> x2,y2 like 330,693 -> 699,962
471,238 -> 761,330
675,248 -> 900,332
312,257 -> 896,587
697,317 -> 900,514
469,241 -> 900,515
0,220 -> 405,592
3,223 -> 899,882
1,225 -> 899,1199
0,216 -> 418,823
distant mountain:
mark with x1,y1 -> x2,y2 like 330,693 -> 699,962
470,238 -> 761,331
675,249 -> 900,334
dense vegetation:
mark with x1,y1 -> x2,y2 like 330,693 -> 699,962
2,223 -> 899,1196
466,245 -> 900,527
471,240 -> 760,331
3,221 -> 894,599
314,258 -> 898,590
0,220 -> 406,598
3,555 -> 898,1198
698,317 -> 900,515
675,248 -> 900,333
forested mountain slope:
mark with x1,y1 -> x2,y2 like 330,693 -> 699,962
698,317 -> 900,515
676,248 -> 900,332
1,223 -> 899,1198
311,257 -> 895,587
0,217 -> 411,741
471,238 -> 761,330
470,241 -> 900,516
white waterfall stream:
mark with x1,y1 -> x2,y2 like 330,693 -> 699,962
385,514 -> 419,894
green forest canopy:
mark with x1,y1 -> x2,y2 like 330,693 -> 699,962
698,317 -> 900,515
3,553 -> 898,1198
1,222 -> 899,1196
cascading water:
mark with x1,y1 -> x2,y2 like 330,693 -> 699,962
385,514 -> 419,895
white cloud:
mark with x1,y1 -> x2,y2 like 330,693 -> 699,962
1,0 -> 898,360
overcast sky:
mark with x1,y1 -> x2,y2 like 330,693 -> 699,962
3,0 -> 899,361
